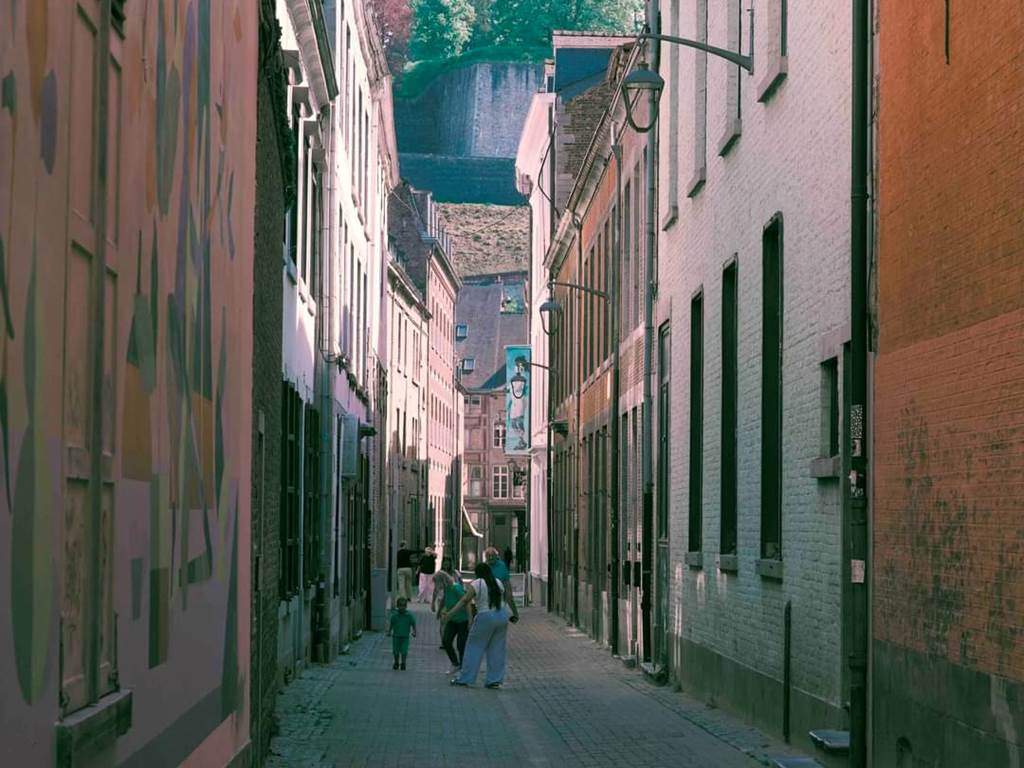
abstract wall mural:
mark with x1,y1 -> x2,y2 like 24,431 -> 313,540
0,1 -> 256,765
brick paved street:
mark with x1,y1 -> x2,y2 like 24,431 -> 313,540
268,605 -> 818,768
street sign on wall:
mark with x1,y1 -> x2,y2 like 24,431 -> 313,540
505,346 -> 530,455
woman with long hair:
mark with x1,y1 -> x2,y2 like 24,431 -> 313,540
442,562 -> 517,688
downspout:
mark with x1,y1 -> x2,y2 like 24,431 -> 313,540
318,103 -> 335,656
640,0 -> 661,664
849,0 -> 871,765
609,139 -> 623,657
573,215 -> 583,629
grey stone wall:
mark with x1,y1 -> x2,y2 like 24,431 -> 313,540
395,62 -> 544,158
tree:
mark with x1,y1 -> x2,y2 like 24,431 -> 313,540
370,0 -> 413,75
489,0 -> 643,50
409,0 -> 477,60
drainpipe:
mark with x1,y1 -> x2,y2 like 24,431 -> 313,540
572,214 -> 583,629
640,0 -> 661,664
609,138 -> 623,657
849,0 -> 871,764
319,105 -> 336,650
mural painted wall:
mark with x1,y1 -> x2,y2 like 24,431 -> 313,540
0,1 -> 255,765
505,346 -> 530,455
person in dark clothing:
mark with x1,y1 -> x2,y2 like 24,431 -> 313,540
396,541 -> 414,601
416,547 -> 437,603
503,546 -> 514,572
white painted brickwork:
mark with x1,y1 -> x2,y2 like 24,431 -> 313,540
657,0 -> 851,707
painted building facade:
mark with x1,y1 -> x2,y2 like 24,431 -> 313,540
275,0 -> 337,684
388,183 -> 461,566
516,78 -> 555,606
871,2 -> 1024,764
0,1 -> 256,765
456,273 -> 530,570
384,258 -> 428,566
655,0 -> 852,753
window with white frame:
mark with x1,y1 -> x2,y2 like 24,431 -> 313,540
493,421 -> 506,448
470,465 -> 484,497
492,466 -> 509,499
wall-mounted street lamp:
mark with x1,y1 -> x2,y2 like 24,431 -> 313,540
538,281 -> 610,338
509,368 -> 528,400
620,30 -> 754,134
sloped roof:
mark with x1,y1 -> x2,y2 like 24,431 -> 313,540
454,274 -> 529,392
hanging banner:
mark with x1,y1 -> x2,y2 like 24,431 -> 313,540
505,346 -> 531,455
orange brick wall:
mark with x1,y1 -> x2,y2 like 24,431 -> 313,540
874,0 -> 1024,681
873,8 -> 1024,759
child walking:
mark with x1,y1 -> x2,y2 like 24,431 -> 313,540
386,597 -> 417,670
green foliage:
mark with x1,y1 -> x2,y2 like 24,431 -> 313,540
402,0 -> 644,96
484,0 -> 643,48
409,0 -> 477,60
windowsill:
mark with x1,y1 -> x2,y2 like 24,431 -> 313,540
718,553 -> 739,573
717,118 -> 742,157
56,689 -> 133,767
810,455 -> 841,479
756,55 -> 788,103
660,204 -> 678,231
686,166 -> 706,198
685,551 -> 703,569
756,558 -> 784,581
285,259 -> 297,285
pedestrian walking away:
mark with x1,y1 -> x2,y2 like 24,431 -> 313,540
436,562 -> 469,673
386,597 -> 417,670
417,546 -> 437,603
443,562 -> 518,688
503,545 -> 514,572
484,546 -> 520,622
395,541 -> 414,602
432,556 -> 457,646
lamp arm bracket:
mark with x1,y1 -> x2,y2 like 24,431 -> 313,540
638,32 -> 753,73
548,280 -> 610,302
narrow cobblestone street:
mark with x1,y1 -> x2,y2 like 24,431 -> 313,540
268,606 -> 813,767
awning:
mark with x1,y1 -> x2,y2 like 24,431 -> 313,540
462,506 -> 484,538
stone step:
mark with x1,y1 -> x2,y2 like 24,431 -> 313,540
809,729 -> 851,754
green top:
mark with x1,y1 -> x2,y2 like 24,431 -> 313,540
443,581 -> 468,623
388,609 -> 417,638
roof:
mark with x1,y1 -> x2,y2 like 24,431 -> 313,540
436,204 -> 530,278
455,274 -> 529,392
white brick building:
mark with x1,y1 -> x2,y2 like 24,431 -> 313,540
655,0 -> 852,752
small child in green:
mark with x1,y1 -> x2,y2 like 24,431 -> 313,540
386,597 -> 417,670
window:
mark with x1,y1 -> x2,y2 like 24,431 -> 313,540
761,216 -> 784,561
757,0 -> 789,102
823,357 -> 840,458
513,468 -> 527,499
689,294 -> 703,553
493,421 -> 506,449
470,466 -> 484,497
622,181 -> 632,330
455,323 -> 467,340
667,0 -> 681,210
492,466 -> 509,499
719,0 -> 743,155
303,403 -> 321,584
721,261 -> 739,555
657,323 -> 671,540
280,381 -> 301,597
471,395 -> 481,405
462,358 -> 475,373
689,0 -> 709,196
